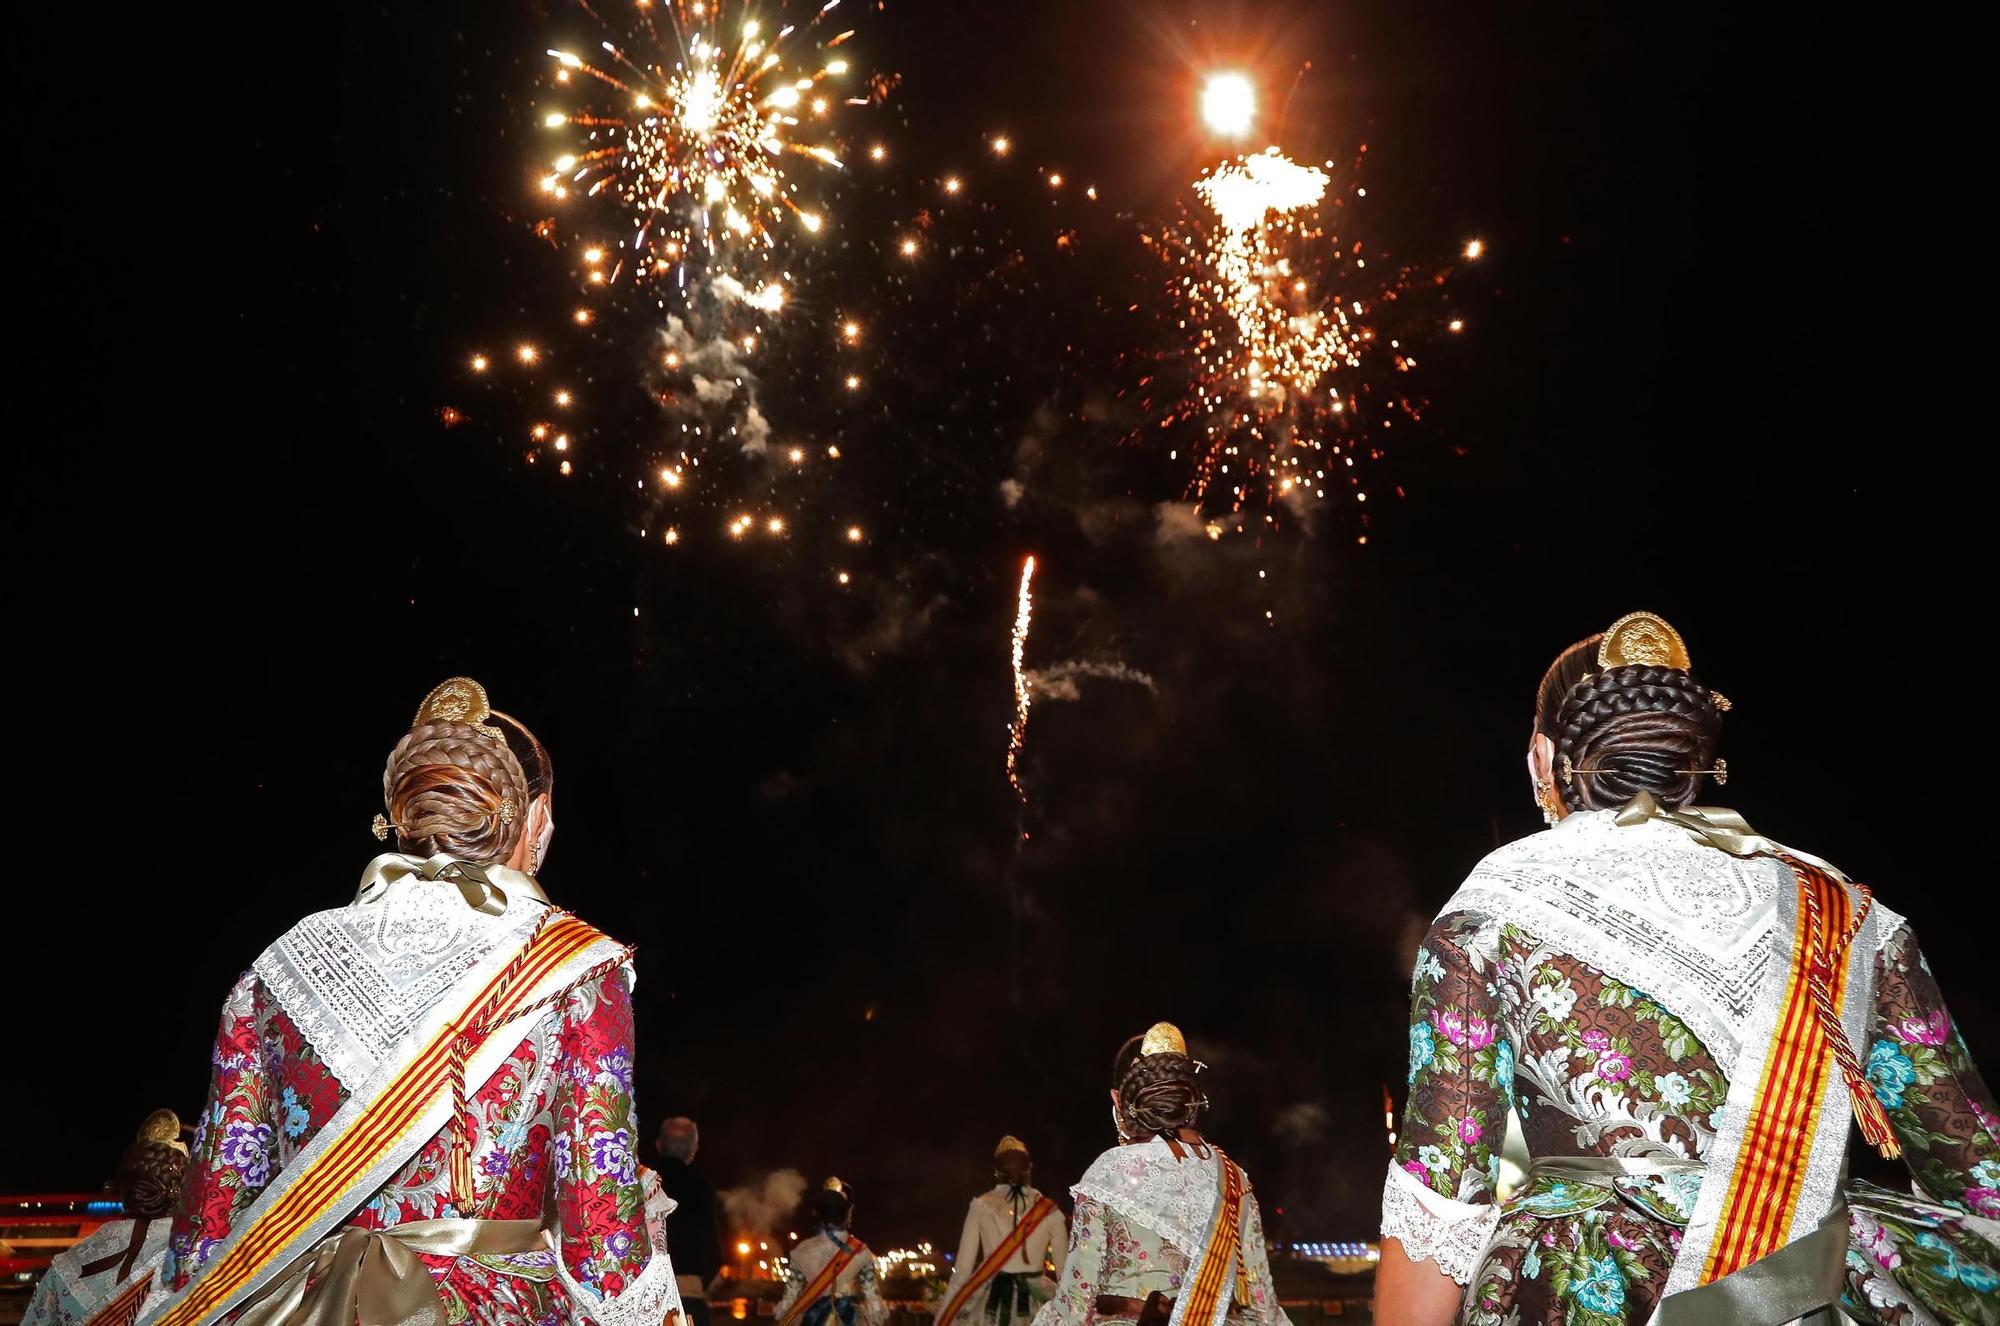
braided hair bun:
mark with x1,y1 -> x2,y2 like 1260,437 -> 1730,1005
383,721 -> 532,863
1112,1037 -> 1206,1140
1553,662 -> 1722,812
116,1140 -> 189,1219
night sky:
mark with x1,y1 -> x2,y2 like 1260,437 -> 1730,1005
10,1 -> 1983,1253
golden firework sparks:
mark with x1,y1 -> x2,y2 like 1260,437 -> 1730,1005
541,0 -> 859,287
1005,555 -> 1037,801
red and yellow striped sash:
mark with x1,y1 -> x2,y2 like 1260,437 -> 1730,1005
778,1238 -> 865,1326
1178,1159 -> 1245,1326
1701,861 -> 1867,1282
934,1196 -> 1058,1326
157,911 -> 607,1326
85,1268 -> 153,1326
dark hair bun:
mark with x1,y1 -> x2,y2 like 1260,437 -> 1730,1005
117,1140 -> 189,1219
1113,1044 -> 1205,1139
1556,663 -> 1721,811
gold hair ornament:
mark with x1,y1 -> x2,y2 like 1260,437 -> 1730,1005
823,1176 -> 851,1199
1562,754 -> 1728,787
1139,1021 -> 1187,1057
994,1135 -> 1029,1159
416,677 -> 492,727
372,814 -> 396,841
1598,612 -> 1692,671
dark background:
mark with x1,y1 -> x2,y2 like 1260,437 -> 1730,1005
8,1 -> 1982,1249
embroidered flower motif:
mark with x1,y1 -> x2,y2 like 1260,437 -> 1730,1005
1595,1052 -> 1633,1084
1401,1160 -> 1429,1181
1521,1240 -> 1541,1280
1493,1039 -> 1516,1097
1652,1071 -> 1691,1109
220,1121 -> 272,1187
552,1132 -> 574,1181
589,1127 -> 637,1185
1433,1009 -> 1470,1046
1964,1186 -> 2000,1219
1854,1212 -> 1902,1270
1971,1159 -> 2000,1189
280,1087 -> 311,1141
1457,1118 -> 1483,1145
1568,1254 -> 1626,1315
1531,979 -> 1577,1021
596,1048 -> 635,1091
1412,948 -> 1446,988
482,1150 -> 512,1179
1896,1010 -> 1950,1047
1417,1145 -> 1449,1173
1865,1039 -> 1918,1110
1581,1028 -> 1611,1053
1408,1022 -> 1436,1084
1463,1015 -> 1498,1051
606,1229 -> 635,1260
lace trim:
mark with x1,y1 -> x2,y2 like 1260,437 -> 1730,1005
1378,1163 -> 1500,1286
559,1241 -> 681,1326
252,877 -> 544,1090
1071,1140 -> 1231,1257
1445,811 -> 1800,1072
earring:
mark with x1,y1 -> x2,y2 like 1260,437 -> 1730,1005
1535,781 -> 1561,827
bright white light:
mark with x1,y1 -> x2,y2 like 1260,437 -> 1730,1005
1200,72 -> 1256,137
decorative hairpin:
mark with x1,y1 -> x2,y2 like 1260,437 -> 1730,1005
1561,754 -> 1728,786
499,798 -> 516,825
371,813 -> 397,841
1710,691 -> 1733,712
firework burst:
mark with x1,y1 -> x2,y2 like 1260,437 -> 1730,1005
541,0 -> 864,294
1133,146 -> 1461,529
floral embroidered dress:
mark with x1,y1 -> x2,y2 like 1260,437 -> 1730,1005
1033,1139 -> 1289,1326
1381,808 -> 2000,1325
775,1228 -> 888,1326
161,856 -> 678,1326
22,1218 -> 171,1326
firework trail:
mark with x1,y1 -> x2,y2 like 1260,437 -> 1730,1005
1006,554 -> 1036,803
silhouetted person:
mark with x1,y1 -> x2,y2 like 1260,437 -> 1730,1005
656,1115 -> 724,1326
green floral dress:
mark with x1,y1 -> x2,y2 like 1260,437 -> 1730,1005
1381,812 -> 1999,1325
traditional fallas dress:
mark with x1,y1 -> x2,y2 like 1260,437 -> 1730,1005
1381,800 -> 2000,1325
775,1227 -> 888,1326
22,1215 -> 172,1326
934,1184 -> 1068,1326
1033,1138 -> 1289,1326
139,854 -> 680,1326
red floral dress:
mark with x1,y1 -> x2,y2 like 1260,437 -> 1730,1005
168,961 -> 660,1325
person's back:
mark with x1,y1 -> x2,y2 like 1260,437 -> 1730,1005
775,1178 -> 886,1326
1036,1024 -> 1289,1326
656,1115 -> 725,1326
145,679 -> 678,1326
1376,616 -> 2000,1326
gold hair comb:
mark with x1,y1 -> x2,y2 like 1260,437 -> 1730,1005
372,813 -> 397,841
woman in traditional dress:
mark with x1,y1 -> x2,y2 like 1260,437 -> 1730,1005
24,1111 -> 189,1326
774,1179 -> 887,1326
1031,1024 -> 1289,1326
145,678 -> 677,1326
1376,613 -> 2000,1325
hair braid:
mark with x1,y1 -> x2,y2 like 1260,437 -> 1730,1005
383,721 -> 532,863
1114,1047 -> 1206,1139
1554,663 -> 1721,811
116,1140 -> 189,1219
